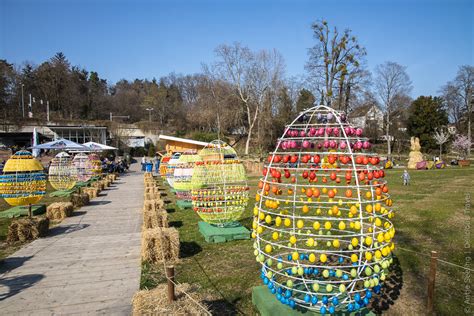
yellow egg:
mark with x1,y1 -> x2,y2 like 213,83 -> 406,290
375,218 -> 382,227
365,251 -> 373,261
297,219 -> 304,229
259,212 -> 265,220
313,221 -> 321,230
351,254 -> 358,262
275,216 -> 282,226
351,237 -> 359,247
307,238 -> 315,247
253,207 -> 259,216
284,218 -> 291,227
265,215 -> 272,224
272,232 -> 279,240
365,191 -> 372,199
320,253 -> 327,263
324,221 -> 332,230
365,236 -> 373,246
309,253 -> 316,262
302,205 -> 309,213
377,233 -> 384,243
354,221 -> 361,230
350,205 -> 358,215
289,235 -> 297,244
338,221 -> 346,230
332,239 -> 340,248
265,244 -> 272,253
292,251 -> 299,260
375,250 -> 382,259
366,204 -> 373,213
256,226 -> 263,234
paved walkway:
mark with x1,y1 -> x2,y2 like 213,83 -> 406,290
0,164 -> 143,315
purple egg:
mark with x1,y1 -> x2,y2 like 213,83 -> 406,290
317,143 -> 322,149
327,113 -> 333,120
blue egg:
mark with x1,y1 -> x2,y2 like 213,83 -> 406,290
300,254 -> 305,260
268,282 -> 273,289
304,294 -> 311,303
343,274 -> 349,280
329,306 -> 335,314
332,297 -> 339,305
287,255 -> 292,260
308,267 -> 313,274
329,270 -> 335,277
354,302 -> 360,310
263,277 -> 269,285
289,300 -> 296,309
354,293 -> 361,302
363,297 -> 369,306
285,289 -> 292,298
338,257 -> 344,263
277,293 -> 282,300
277,287 -> 282,294
322,296 -> 328,304
320,306 -> 327,314
271,288 -> 276,294
311,296 -> 318,305
313,268 -> 319,275
347,303 -> 354,311
278,256 -> 283,262
366,290 -> 372,299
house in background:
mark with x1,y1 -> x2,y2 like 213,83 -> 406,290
349,104 -> 384,140
158,135 -> 209,154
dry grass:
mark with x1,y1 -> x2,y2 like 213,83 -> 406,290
7,217 -> 49,243
132,283 -> 211,316
143,208 -> 169,229
82,187 -> 99,199
70,192 -> 90,208
46,202 -> 74,221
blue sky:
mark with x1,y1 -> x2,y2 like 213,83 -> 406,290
1,0 -> 472,97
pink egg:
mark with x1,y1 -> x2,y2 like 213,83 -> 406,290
344,127 -> 351,136
333,128 -> 340,136
309,127 -> 317,135
302,140 -> 310,148
362,141 -> 371,149
340,142 -> 347,149
300,130 -> 306,137
318,128 -> 325,136
326,127 -> 333,135
356,128 -> 363,136
323,140 -> 329,148
329,140 -> 337,148
355,141 -> 363,150
290,141 -> 297,149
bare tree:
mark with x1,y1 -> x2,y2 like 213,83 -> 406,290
305,20 -> 367,110
433,127 -> 450,158
440,82 -> 464,131
374,61 -> 413,159
453,66 -> 473,155
211,43 -> 285,154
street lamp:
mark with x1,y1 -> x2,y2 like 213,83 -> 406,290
21,84 -> 25,118
146,107 -> 154,122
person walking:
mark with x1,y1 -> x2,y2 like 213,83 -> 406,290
402,169 -> 410,186
141,156 -> 147,172
153,154 -> 161,174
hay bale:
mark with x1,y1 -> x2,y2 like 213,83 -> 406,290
141,227 -> 179,263
144,192 -> 160,201
71,193 -> 90,208
91,181 -> 104,191
46,202 -> 74,221
82,187 -> 99,199
132,283 -> 210,316
143,208 -> 169,229
143,199 -> 165,212
7,217 -> 49,243
145,186 -> 159,194
106,174 -> 116,182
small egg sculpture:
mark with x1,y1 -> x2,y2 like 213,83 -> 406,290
72,153 -> 94,182
88,153 -> 102,176
253,105 -> 395,313
0,150 -> 46,206
191,140 -> 249,226
166,153 -> 181,188
48,152 -> 77,190
159,154 -> 172,178
173,152 -> 202,206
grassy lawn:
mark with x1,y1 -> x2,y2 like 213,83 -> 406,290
143,166 -> 474,314
0,182 -> 70,260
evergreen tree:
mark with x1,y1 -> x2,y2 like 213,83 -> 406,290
407,96 -> 449,151
296,89 -> 316,112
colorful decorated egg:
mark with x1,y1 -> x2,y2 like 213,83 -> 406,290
191,140 -> 249,226
253,105 -> 395,313
72,153 -> 94,182
0,150 -> 46,206
159,154 -> 172,178
48,152 -> 77,190
166,153 -> 181,187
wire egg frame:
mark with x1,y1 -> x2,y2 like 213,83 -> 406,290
253,105 -> 395,313
191,140 -> 249,226
0,150 -> 46,206
48,152 -> 77,191
72,153 -> 95,182
173,152 -> 202,203
166,153 -> 181,187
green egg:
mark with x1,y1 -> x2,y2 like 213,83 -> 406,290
287,279 -> 293,288
369,279 -> 375,287
298,267 -> 304,276
254,249 -> 259,256
364,280 -> 370,288
351,269 -> 357,278
267,259 -> 273,266
277,262 -> 283,269
339,284 -> 346,293
323,269 -> 329,278
365,267 -> 372,276
326,241 -> 331,247
312,283 -> 320,292
291,267 -> 298,274
373,265 -> 380,273
326,284 -> 333,292
336,270 -> 343,278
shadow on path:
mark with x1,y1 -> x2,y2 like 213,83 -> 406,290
0,274 -> 44,301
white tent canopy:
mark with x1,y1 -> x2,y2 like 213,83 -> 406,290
82,141 -> 117,151
31,138 -> 88,151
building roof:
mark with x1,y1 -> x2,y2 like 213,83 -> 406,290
158,134 -> 209,147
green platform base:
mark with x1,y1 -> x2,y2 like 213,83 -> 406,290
0,204 -> 46,219
49,189 -> 76,197
198,221 -> 250,243
252,286 -> 375,316
176,200 -> 192,209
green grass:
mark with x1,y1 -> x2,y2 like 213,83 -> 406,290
0,182 -> 72,260
142,166 -> 474,315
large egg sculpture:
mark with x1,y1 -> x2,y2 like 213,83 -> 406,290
159,154 -> 172,178
73,153 -> 94,182
191,140 -> 249,226
0,150 -> 46,206
48,152 -> 77,190
166,153 -> 181,188
173,152 -> 202,208
253,105 -> 395,313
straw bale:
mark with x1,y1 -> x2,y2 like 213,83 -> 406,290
141,227 -> 179,263
143,199 -> 164,212
46,202 -> 74,220
82,187 -> 99,199
7,217 -> 49,243
132,283 -> 210,316
143,208 -> 168,229
71,193 -> 90,208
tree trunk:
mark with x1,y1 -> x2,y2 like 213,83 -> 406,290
468,113 -> 471,157
386,112 -> 391,159
440,144 -> 442,158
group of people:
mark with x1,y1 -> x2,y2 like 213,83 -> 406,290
141,155 -> 161,173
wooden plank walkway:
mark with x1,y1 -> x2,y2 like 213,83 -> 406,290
0,165 -> 143,315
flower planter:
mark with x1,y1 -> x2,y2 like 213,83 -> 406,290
459,160 -> 471,167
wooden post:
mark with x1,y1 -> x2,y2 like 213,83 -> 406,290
28,203 -> 32,218
166,265 -> 175,302
427,251 -> 438,314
